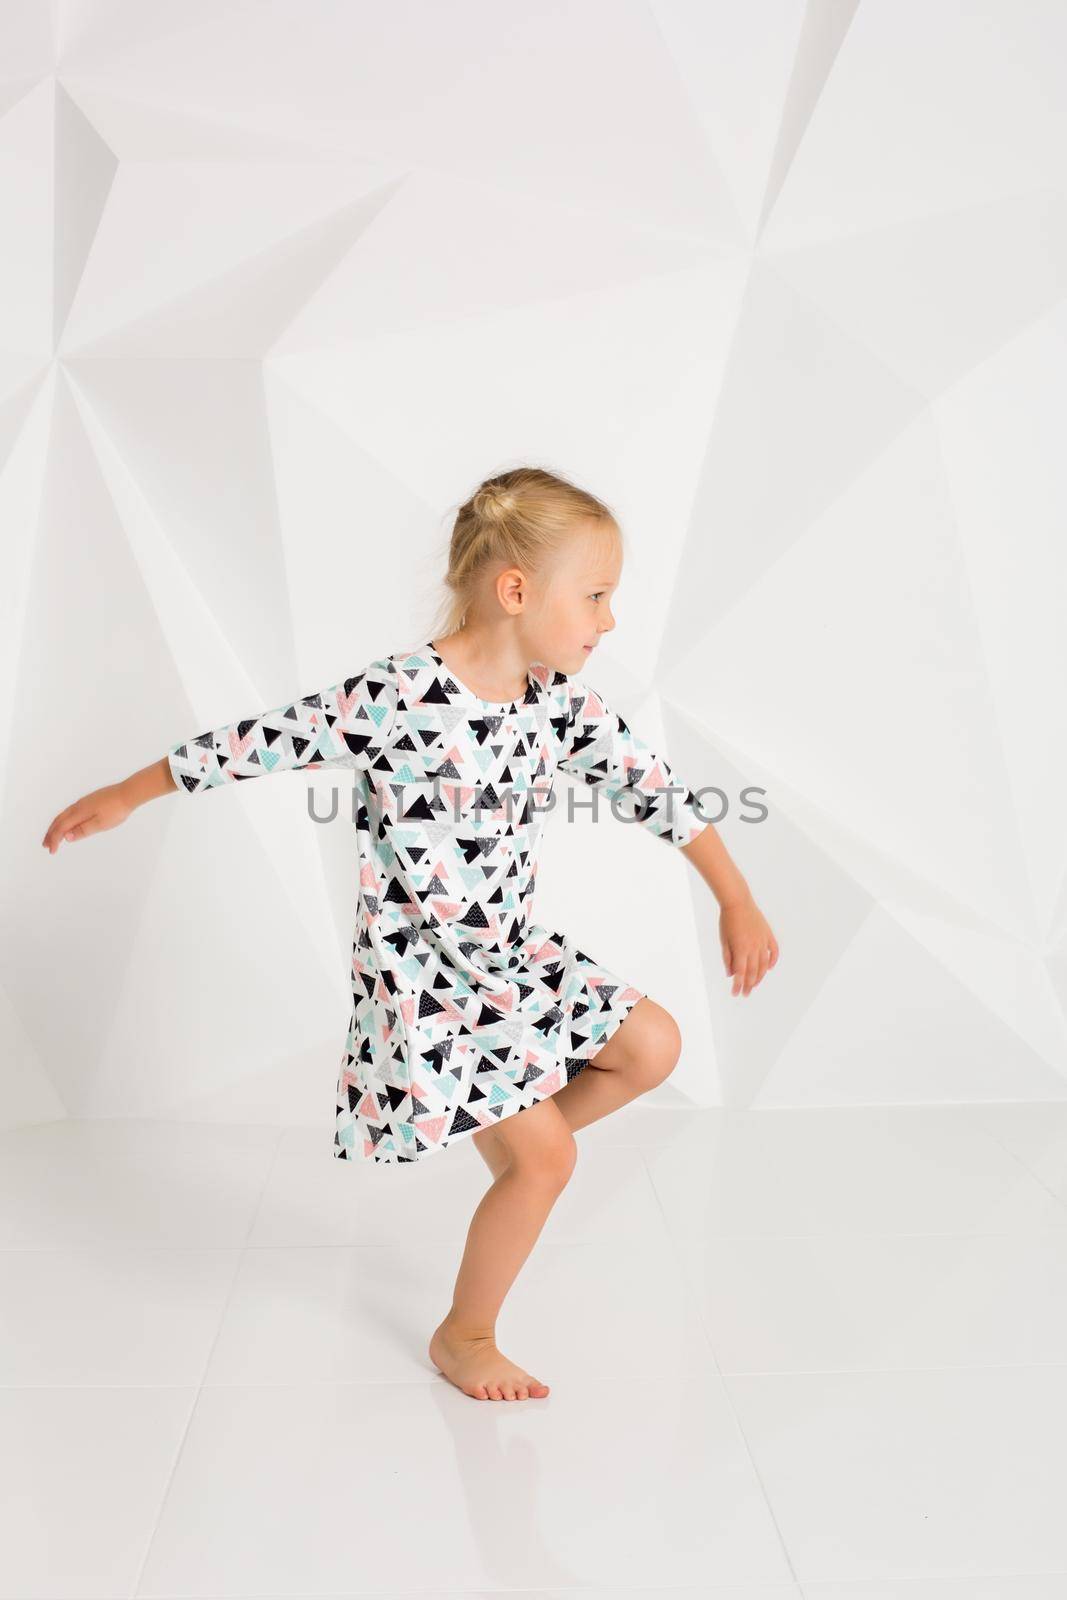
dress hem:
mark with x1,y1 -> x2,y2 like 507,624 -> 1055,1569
333,984 -> 648,1166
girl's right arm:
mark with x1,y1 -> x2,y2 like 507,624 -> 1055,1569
41,757 -> 176,854
41,657 -> 398,854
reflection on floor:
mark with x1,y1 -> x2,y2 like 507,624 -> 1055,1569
2,1101 -> 1067,1597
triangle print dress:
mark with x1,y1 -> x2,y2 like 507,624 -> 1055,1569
167,640 -> 710,1164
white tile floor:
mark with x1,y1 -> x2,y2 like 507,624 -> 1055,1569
2,1102 -> 1067,1597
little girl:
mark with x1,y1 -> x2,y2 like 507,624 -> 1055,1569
42,466 -> 778,1403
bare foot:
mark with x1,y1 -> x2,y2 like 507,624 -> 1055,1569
429,1316 -> 550,1400
471,1123 -> 510,1181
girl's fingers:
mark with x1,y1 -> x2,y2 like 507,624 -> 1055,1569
42,812 -> 69,849
56,804 -> 83,835
723,922 -> 780,996
46,804 -> 91,851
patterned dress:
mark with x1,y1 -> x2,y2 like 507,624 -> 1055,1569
167,640 -> 709,1163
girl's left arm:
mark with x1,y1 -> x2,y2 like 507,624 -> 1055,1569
680,822 -> 779,997
554,673 -> 779,997
553,676 -> 710,848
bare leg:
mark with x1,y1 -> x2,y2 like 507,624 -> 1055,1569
550,996 -> 681,1130
429,1096 -> 576,1401
442,1000 -> 682,1400
472,998 -> 680,1179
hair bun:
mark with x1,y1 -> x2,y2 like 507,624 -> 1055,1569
475,485 -> 515,520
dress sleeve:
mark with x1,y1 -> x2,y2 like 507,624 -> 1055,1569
166,657 -> 398,796
553,674 -> 710,848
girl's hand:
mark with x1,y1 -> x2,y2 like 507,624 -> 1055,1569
720,892 -> 779,997
41,783 -> 134,854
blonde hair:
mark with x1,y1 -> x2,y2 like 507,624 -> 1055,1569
427,466 -> 621,639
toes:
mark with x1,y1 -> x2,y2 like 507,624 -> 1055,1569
469,1383 -> 489,1399
501,1384 -> 516,1400
487,1384 -> 503,1399
515,1385 -> 529,1400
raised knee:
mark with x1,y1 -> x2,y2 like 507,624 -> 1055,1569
635,1006 -> 683,1089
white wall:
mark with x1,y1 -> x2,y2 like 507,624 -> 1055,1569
4,0 -> 1066,1129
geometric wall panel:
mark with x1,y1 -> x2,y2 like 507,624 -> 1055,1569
5,1 -> 1066,1132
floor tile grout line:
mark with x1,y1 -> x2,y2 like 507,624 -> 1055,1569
125,1124 -> 287,1600
58,1573 -> 1067,1595
108,1584 -> 807,1595
639,1149 -> 804,1593
9,1222 -> 1067,1254
9,1353 -> 1067,1394
963,1113 -> 1067,1216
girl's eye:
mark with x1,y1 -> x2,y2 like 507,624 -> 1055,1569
590,592 -> 603,601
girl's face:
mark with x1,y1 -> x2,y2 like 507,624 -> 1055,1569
536,521 -> 622,675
